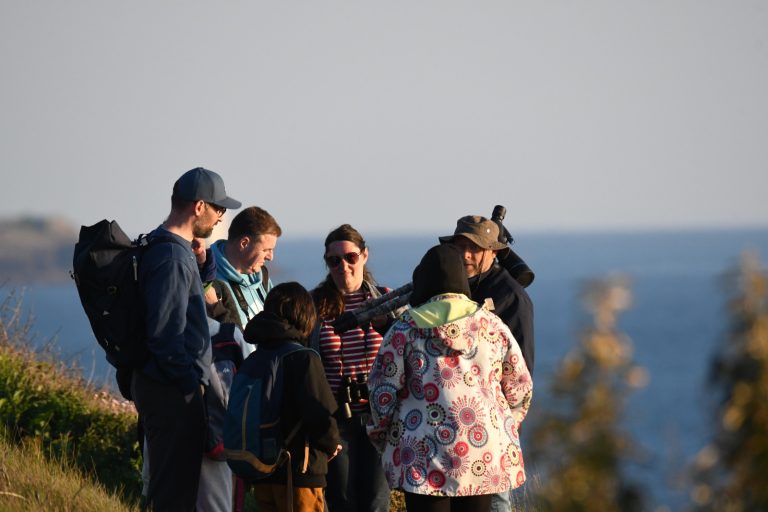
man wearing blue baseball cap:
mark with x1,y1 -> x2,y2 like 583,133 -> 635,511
132,167 -> 241,511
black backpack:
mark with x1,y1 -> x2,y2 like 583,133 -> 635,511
71,220 -> 175,396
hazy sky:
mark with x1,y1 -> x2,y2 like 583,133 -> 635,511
1,1 -> 766,238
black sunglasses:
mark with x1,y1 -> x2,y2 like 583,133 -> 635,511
206,202 -> 227,217
325,251 -> 361,268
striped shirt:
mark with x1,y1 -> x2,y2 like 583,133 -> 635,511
319,290 -> 386,412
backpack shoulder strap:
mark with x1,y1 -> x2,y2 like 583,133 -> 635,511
261,265 -> 270,289
143,231 -> 185,248
308,322 -> 322,353
228,280 -> 250,317
275,342 -> 313,443
229,270 -> 271,321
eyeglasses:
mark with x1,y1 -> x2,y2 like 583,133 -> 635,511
325,251 -> 361,268
206,202 -> 226,218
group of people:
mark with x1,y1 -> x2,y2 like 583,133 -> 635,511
131,167 -> 534,512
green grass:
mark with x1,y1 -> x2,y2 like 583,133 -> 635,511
0,292 -> 142,507
0,432 -> 139,512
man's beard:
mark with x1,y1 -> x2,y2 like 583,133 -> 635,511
192,220 -> 214,239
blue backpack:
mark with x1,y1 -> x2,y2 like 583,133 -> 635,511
223,342 -> 311,481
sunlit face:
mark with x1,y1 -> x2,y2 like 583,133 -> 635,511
451,236 -> 495,278
235,234 -> 277,275
326,240 -> 368,294
192,202 -> 224,239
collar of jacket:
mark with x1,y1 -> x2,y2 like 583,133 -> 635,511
468,263 -> 502,292
408,293 -> 478,329
243,311 -> 306,346
360,280 -> 383,298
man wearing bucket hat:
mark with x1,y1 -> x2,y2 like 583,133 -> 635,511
132,167 -> 241,511
440,215 -> 534,512
439,215 -> 534,373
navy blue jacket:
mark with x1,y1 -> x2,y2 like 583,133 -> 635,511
470,263 -> 535,374
138,227 -> 212,394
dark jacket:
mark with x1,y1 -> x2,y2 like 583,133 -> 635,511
470,263 -> 535,374
244,312 -> 341,488
138,227 -> 211,394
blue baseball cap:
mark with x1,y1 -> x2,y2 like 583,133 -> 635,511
173,167 -> 241,209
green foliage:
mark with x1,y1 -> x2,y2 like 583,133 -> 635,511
0,429 -> 140,512
0,292 -> 142,505
528,276 -> 647,512
691,253 -> 768,511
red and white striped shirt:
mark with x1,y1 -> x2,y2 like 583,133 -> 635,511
319,290 -> 384,404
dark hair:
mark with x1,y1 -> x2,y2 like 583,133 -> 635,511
263,282 -> 317,339
312,224 -> 375,319
228,206 -> 282,241
170,195 -> 195,212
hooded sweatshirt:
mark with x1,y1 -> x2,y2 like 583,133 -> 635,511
243,311 -> 341,488
210,239 -> 272,358
366,291 -> 533,497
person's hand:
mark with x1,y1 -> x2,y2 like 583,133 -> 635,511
370,315 -> 388,334
204,285 -> 219,305
191,238 -> 207,266
328,444 -> 343,461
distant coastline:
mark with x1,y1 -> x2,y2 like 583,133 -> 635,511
1,215 -> 766,287
0,217 -> 77,285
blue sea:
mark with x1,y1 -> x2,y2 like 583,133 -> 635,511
6,228 -> 768,508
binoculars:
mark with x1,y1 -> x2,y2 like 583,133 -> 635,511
336,374 -> 369,419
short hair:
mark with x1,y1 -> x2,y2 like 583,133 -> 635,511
228,206 -> 282,241
263,282 -> 317,340
170,195 -> 195,212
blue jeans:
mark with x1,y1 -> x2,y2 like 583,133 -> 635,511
490,484 -> 526,512
326,415 -> 390,512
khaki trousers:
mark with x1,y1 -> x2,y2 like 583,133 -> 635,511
252,484 -> 325,512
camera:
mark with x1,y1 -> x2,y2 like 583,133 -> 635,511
491,205 -> 535,287
336,374 -> 369,419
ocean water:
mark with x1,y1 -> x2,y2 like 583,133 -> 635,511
6,227 -> 768,508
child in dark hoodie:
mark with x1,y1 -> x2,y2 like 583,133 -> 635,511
243,282 -> 342,512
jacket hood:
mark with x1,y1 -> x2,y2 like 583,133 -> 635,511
410,244 -> 471,307
243,311 -> 306,346
408,293 -> 480,354
210,239 -> 263,288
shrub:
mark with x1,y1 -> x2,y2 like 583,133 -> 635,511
691,253 -> 768,511
0,291 -> 142,505
528,276 -> 647,512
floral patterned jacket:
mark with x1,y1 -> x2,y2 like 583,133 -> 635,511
366,293 -> 533,496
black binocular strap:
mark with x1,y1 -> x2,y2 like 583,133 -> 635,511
228,266 -> 269,320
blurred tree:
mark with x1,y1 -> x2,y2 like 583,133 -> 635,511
691,253 -> 768,511
529,275 -> 647,512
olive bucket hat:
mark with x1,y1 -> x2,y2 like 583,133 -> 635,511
438,215 -> 508,251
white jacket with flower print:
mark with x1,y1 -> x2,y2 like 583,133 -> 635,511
366,292 -> 533,497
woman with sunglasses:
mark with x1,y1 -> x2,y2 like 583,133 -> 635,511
310,224 -> 395,512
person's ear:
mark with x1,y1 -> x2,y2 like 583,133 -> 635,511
194,200 -> 206,217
